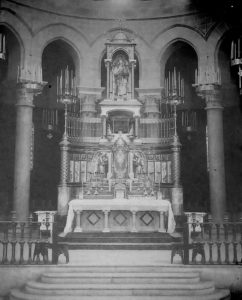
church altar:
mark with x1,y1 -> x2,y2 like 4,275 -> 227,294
62,198 -> 176,235
57,30 -> 183,237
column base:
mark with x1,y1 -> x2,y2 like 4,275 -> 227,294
171,187 -> 183,216
102,228 -> 111,233
58,185 -> 71,215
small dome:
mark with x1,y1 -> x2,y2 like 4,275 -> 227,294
111,31 -> 131,43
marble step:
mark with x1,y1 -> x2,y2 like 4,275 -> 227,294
40,271 -> 201,284
60,232 -> 174,243
57,242 -> 173,250
10,289 -> 231,300
10,266 -> 230,300
24,281 -> 216,296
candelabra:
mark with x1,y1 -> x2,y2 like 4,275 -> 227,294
164,67 -> 184,137
0,33 -> 6,60
57,66 -> 78,138
231,37 -> 242,94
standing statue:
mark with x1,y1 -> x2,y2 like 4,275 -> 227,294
112,55 -> 129,98
133,152 -> 145,178
112,131 -> 129,179
93,152 -> 108,177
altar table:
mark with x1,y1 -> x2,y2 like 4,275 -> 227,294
62,198 -> 176,234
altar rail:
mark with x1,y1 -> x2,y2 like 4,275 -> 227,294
182,221 -> 242,265
0,219 -> 56,265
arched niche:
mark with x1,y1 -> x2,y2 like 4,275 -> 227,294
107,110 -> 134,134
163,40 -> 209,212
40,39 -> 78,109
163,41 -> 199,109
101,50 -> 139,99
30,39 -> 80,211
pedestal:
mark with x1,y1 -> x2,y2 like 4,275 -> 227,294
171,187 -> 183,216
58,185 -> 71,215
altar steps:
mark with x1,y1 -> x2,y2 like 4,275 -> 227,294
57,232 -> 180,250
10,266 -> 230,300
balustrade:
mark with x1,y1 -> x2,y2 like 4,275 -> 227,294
183,220 -> 242,265
67,115 -> 102,138
0,217 -> 56,265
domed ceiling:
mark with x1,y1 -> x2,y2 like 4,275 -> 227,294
8,0 -> 193,19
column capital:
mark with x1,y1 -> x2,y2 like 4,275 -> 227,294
16,81 -> 47,107
194,84 -> 223,109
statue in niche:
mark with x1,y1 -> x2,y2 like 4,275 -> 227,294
112,131 -> 129,179
93,152 -> 108,177
133,152 -> 145,178
112,55 -> 129,98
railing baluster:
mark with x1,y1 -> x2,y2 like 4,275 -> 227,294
208,222 -> 214,264
232,223 -> 238,264
183,221 -> 189,265
224,223 -> 230,264
216,224 -> 222,264
1,223 -> 9,264
27,215 -> 34,264
10,222 -> 17,264
19,223 -> 25,265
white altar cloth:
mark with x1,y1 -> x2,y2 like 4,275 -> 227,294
62,198 -> 176,234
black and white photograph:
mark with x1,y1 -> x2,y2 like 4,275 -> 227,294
0,0 -> 242,299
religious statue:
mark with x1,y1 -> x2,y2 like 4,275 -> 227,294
133,152 -> 145,178
93,152 -> 108,177
112,55 -> 129,98
112,131 -> 129,179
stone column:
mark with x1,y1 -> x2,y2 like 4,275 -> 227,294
131,211 -> 137,232
103,210 -> 110,232
158,211 -> 165,233
134,116 -> 139,138
197,85 -> 226,223
74,210 -> 83,232
14,81 -> 45,221
130,59 -> 136,99
170,135 -> 183,216
102,115 -> 107,139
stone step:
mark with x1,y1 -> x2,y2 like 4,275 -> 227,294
40,271 -> 201,284
58,232 -> 176,249
24,281 -> 216,296
10,289 -> 231,300
9,266 -> 231,300
58,242 -> 173,250
33,265 -> 197,273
